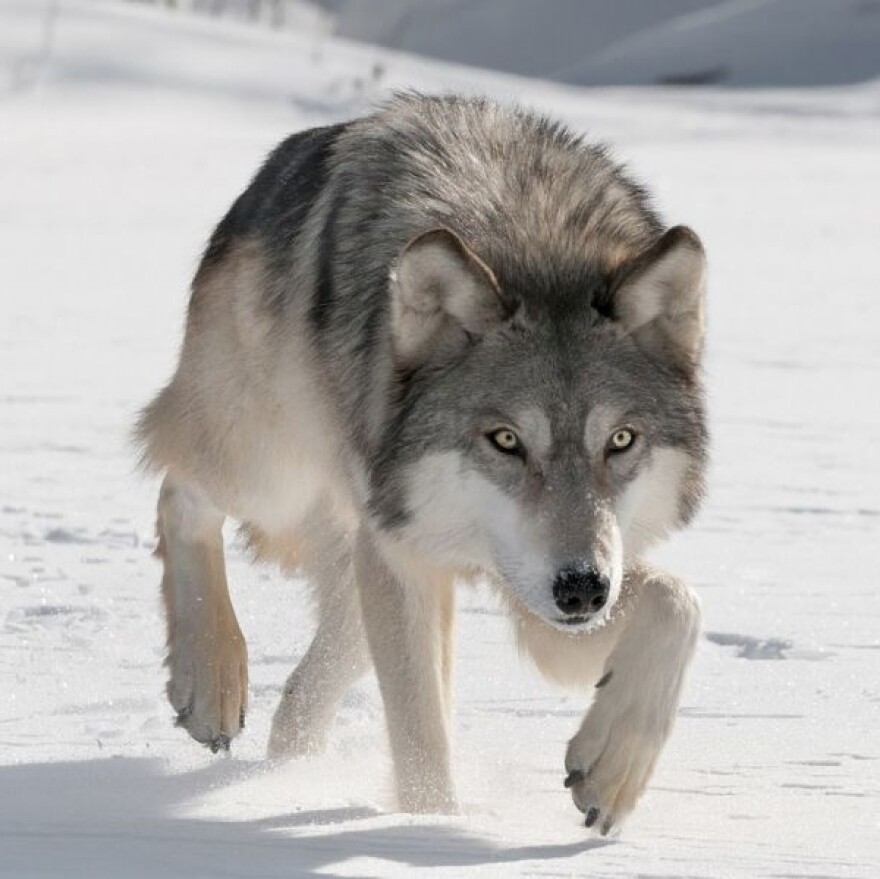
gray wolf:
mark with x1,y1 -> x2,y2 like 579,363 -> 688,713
136,93 -> 708,833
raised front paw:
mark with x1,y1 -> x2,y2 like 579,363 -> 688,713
167,621 -> 248,753
563,570 -> 701,833
564,732 -> 660,835
563,684 -> 670,834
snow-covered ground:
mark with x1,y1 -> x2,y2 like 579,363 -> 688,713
1,1 -> 879,876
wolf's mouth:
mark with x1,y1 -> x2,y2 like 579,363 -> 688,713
557,614 -> 591,627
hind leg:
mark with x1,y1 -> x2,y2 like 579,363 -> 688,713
268,512 -> 371,758
156,474 -> 248,751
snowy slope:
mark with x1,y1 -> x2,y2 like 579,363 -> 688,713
560,0 -> 880,87
334,0 -> 722,80
1,1 -> 879,877
332,0 -> 880,87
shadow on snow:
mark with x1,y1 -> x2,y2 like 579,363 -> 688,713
0,757 -> 610,877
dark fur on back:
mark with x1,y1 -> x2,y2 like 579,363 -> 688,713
196,121 -> 351,311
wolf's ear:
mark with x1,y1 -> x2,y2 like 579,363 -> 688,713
390,228 -> 505,368
611,226 -> 707,371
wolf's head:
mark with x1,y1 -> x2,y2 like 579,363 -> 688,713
369,227 -> 707,631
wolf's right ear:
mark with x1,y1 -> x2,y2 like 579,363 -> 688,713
390,228 -> 505,368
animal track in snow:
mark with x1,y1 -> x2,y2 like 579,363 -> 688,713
705,631 -> 833,661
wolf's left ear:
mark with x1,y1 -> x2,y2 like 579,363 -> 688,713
390,228 -> 506,368
611,226 -> 707,371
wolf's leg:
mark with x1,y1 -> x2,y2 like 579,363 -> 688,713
268,517 -> 371,758
438,584 -> 456,725
563,564 -> 700,832
156,474 -> 247,751
355,528 -> 457,813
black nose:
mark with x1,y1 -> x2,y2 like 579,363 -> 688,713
552,564 -> 610,617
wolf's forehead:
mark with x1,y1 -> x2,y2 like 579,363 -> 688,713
510,399 -> 628,454
478,320 -> 641,433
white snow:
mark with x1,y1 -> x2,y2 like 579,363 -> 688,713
1,1 -> 879,877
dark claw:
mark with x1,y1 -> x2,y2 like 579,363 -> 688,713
564,769 -> 585,788
595,670 -> 613,689
239,707 -> 246,729
175,705 -> 193,727
600,816 -> 614,836
209,734 -> 230,754
585,807 -> 600,828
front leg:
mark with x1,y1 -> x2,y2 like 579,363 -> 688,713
565,564 -> 701,833
156,475 -> 248,751
354,528 -> 457,814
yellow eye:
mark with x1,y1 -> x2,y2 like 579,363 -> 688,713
609,428 -> 635,452
489,428 -> 521,454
